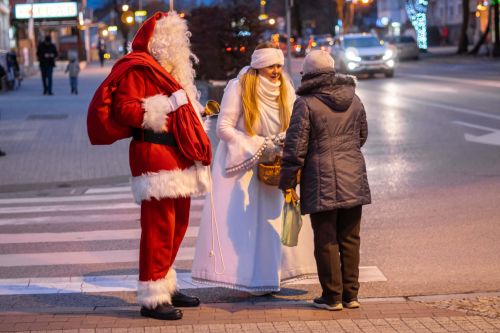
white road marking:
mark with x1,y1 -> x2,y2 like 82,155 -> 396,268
85,186 -> 132,194
0,210 -> 201,226
400,73 -> 500,89
0,193 -> 133,205
0,268 -> 386,295
0,213 -> 139,226
407,99 -> 500,121
0,247 -> 195,267
453,121 -> 500,146
0,202 -> 139,214
0,226 -> 200,244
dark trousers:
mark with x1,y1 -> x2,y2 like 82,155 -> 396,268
70,76 -> 78,93
310,205 -> 362,303
40,66 -> 53,94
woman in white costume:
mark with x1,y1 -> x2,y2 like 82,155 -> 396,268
192,43 -> 317,295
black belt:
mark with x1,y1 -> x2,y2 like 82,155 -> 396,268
132,128 -> 178,147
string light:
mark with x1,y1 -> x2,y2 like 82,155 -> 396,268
405,0 -> 428,50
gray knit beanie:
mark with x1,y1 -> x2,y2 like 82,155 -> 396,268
302,50 -> 335,75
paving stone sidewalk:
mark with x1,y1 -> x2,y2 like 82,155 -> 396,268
417,295 -> 500,319
2,299 -> 500,332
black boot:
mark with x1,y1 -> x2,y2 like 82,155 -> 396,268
140,303 -> 182,320
171,291 -> 200,307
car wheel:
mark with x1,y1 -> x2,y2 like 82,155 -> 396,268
385,70 -> 394,78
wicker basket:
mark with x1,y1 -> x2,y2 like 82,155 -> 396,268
257,158 -> 281,186
257,158 -> 301,186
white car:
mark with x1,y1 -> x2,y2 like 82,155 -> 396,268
332,33 -> 397,78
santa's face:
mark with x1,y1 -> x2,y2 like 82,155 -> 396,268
259,64 -> 282,83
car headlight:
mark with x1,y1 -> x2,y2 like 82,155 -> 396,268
345,48 -> 361,62
383,49 -> 394,61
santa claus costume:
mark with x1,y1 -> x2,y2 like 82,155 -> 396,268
87,12 -> 212,320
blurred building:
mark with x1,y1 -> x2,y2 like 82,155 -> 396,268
0,0 -> 9,79
377,0 -> 409,36
427,0 -> 482,46
10,0 -> 85,70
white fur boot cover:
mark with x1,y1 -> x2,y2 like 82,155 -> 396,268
137,268 -> 177,308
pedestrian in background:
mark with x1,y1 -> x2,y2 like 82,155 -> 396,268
98,38 -> 107,67
65,56 -> 80,94
6,48 -> 21,89
192,42 -> 317,295
279,50 -> 371,311
36,35 -> 58,95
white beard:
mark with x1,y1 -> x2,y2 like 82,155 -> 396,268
148,12 -> 202,113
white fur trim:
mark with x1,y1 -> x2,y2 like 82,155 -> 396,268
131,163 -> 211,203
137,268 -> 177,308
142,94 -> 173,133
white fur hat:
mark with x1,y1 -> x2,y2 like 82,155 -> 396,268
302,50 -> 335,75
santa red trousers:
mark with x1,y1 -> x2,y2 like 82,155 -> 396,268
137,197 -> 191,308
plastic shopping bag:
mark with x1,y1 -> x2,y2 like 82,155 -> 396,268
281,189 -> 302,247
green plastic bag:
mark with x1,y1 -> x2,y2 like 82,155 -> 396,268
281,190 -> 302,247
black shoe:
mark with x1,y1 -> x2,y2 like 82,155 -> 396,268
140,303 -> 182,320
171,291 -> 200,307
48,92 -> 53,95
313,297 -> 343,311
0,150 -> 5,157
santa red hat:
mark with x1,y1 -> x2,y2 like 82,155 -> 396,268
131,11 -> 166,53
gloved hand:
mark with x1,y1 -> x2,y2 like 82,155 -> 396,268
283,188 -> 300,205
167,89 -> 189,111
260,138 -> 283,163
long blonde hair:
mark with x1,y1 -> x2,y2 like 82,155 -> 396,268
240,42 -> 291,136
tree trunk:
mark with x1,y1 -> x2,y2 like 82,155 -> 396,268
292,0 -> 302,37
493,1 -> 500,56
457,0 -> 470,54
469,5 -> 491,55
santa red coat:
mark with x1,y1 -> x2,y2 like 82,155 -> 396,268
87,14 -> 212,203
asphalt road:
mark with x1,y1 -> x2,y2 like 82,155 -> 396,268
0,53 -> 499,309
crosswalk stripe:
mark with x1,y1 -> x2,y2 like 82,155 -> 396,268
0,268 -> 387,295
0,247 -> 195,267
0,193 -> 134,205
0,202 -> 138,214
0,226 -> 200,244
0,210 -> 201,227
85,186 -> 131,194
0,213 -> 139,226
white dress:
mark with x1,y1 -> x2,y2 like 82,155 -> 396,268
191,73 -> 317,293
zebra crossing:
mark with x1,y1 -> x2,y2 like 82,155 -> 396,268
0,185 -> 208,295
0,185 -> 386,296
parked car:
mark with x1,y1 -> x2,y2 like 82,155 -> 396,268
331,33 -> 397,78
384,35 -> 420,61
305,34 -> 334,54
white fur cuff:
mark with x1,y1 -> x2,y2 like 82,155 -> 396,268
131,164 -> 211,203
137,268 -> 177,308
142,94 -> 174,133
